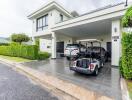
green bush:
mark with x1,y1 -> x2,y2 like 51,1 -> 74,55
122,6 -> 132,27
38,52 -> 51,60
119,57 -> 123,76
0,43 -> 9,46
0,43 -> 38,60
121,32 -> 132,79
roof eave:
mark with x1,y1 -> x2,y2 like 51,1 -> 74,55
28,1 -> 72,19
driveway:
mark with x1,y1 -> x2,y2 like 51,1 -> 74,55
0,62 -> 58,100
22,58 -> 122,100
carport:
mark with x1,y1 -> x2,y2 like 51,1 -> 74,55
50,4 -> 126,66
51,19 -> 121,66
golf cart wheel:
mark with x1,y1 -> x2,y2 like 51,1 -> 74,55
94,66 -> 99,76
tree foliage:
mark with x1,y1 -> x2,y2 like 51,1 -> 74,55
11,33 -> 30,44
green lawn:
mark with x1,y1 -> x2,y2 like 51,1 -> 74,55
0,55 -> 33,62
126,80 -> 132,100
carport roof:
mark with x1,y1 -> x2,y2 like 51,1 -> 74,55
51,2 -> 129,32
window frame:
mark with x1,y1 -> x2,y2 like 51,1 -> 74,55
36,14 -> 48,31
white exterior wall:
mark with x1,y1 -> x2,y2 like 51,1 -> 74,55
40,34 -> 73,54
40,39 -> 52,53
53,9 -> 69,24
31,9 -> 71,54
112,20 -> 121,66
32,9 -> 70,37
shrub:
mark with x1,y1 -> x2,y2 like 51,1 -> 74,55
121,32 -> 132,79
11,33 -> 30,44
122,6 -> 132,27
119,57 -> 123,76
38,52 -> 51,60
0,43 -> 9,46
0,43 -> 38,60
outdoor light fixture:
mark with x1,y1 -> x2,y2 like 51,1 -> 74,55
125,0 -> 128,6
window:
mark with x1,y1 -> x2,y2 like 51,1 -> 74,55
36,14 -> 48,31
60,14 -> 63,22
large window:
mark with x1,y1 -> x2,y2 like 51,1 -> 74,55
37,14 -> 48,31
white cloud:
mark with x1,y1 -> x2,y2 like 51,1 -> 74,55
0,0 -> 128,37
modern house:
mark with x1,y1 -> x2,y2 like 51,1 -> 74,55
28,0 -> 132,66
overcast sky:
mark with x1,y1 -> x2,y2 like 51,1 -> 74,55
0,0 -> 129,37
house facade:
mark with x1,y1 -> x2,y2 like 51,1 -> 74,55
28,0 -> 132,66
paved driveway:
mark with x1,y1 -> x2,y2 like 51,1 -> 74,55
0,62 -> 58,100
23,58 -> 122,100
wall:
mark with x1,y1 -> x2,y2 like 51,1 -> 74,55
32,9 -> 71,38
40,39 -> 52,53
53,9 -> 70,24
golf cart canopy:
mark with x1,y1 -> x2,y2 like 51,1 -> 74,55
78,39 -> 102,43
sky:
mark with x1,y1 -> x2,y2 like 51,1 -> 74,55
0,0 -> 130,37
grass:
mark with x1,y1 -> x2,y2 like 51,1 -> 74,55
126,80 -> 132,100
0,55 -> 33,62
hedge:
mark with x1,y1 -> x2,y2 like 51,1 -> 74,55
121,32 -> 132,79
122,6 -> 132,27
38,52 -> 51,60
0,43 -> 38,60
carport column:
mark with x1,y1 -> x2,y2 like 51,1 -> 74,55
111,20 -> 122,66
51,32 -> 57,59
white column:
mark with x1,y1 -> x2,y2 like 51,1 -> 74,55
32,37 -> 36,45
111,20 -> 122,66
51,32 -> 56,59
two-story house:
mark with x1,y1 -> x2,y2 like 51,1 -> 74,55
28,0 -> 131,66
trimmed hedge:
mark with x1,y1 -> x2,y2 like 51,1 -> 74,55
121,32 -> 132,79
0,43 -> 9,46
38,52 -> 51,60
0,43 -> 38,60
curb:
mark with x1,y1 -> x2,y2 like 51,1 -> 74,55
0,58 -> 112,100
120,78 -> 131,100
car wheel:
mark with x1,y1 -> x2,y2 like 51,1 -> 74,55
101,62 -> 104,67
66,57 -> 70,60
94,66 -> 99,76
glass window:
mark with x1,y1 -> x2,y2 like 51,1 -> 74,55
45,15 -> 48,26
36,14 -> 48,31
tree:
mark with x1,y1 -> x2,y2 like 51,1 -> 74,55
11,33 -> 30,44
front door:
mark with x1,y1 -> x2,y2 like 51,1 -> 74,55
56,42 -> 64,57
107,42 -> 111,58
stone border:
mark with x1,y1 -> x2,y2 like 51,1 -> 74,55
120,78 -> 131,100
0,58 -> 112,100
